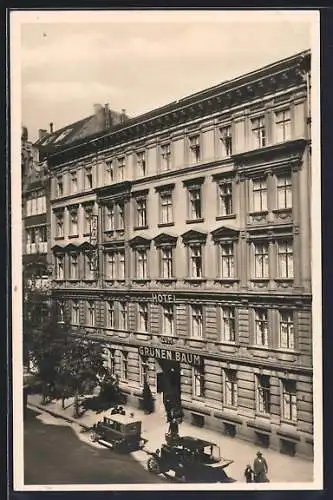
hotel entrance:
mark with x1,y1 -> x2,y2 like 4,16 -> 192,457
155,359 -> 181,418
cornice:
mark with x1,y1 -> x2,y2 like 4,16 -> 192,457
46,54 -> 309,167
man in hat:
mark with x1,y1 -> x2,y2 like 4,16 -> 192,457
253,451 -> 269,482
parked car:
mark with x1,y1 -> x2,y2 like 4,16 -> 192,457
147,436 -> 234,482
89,413 -> 146,452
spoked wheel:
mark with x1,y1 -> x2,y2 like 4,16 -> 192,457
89,431 -> 98,442
147,457 -> 161,475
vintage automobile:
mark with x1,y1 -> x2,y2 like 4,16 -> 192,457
147,436 -> 234,482
89,413 -> 146,452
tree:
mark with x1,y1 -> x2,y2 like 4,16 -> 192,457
24,301 -> 107,414
55,333 -> 107,417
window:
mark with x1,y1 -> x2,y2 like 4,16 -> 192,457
37,193 -> 46,214
188,187 -> 202,220
160,192 -> 173,224
83,206 -> 93,234
162,304 -> 174,336
191,305 -> 203,338
221,307 -> 235,342
161,143 -> 171,171
220,243 -> 235,278
282,380 -> 297,422
136,248 -> 148,279
70,254 -> 79,280
275,109 -> 291,142
105,160 -> 114,184
193,366 -> 204,397
106,251 -> 116,279
254,242 -> 269,278
72,300 -> 80,324
218,182 -> 233,216
220,126 -> 232,157
71,171 -> 78,193
119,302 -> 128,330
277,174 -> 292,209
251,116 -> 266,148
120,352 -> 128,380
69,209 -> 78,236
118,249 -> 125,280
58,302 -> 65,324
255,309 -> 268,346
278,240 -> 293,278
85,167 -> 93,190
55,255 -> 64,280
256,374 -> 270,415
117,157 -> 125,181
224,369 -> 237,407
252,178 -> 267,212
137,151 -> 146,177
105,204 -> 115,231
136,198 -> 147,228
161,247 -> 173,278
56,176 -> 63,197
85,252 -> 95,279
118,202 -> 125,230
140,357 -> 149,385
107,301 -> 115,328
138,303 -> 148,333
189,135 -> 200,163
279,311 -> 295,350
87,301 -> 95,326
189,244 -> 203,278
105,348 -> 115,375
55,212 -> 64,238
26,198 -> 32,216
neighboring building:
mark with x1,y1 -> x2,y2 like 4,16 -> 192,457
22,126 -> 50,296
45,51 -> 313,458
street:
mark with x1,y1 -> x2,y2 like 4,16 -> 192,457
24,408 -> 165,485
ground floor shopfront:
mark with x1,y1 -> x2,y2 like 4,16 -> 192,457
100,340 -> 314,459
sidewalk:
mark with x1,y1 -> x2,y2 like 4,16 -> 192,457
27,393 -> 313,484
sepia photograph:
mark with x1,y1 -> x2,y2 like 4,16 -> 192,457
10,9 -> 322,491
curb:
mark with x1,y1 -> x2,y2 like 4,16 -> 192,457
27,402 -> 91,431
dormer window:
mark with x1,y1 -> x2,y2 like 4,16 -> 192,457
219,126 -> 232,157
189,135 -> 201,163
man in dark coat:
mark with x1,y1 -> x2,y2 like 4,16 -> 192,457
253,451 -> 269,482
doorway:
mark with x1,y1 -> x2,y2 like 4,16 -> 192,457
155,360 -> 181,417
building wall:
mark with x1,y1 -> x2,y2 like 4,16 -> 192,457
48,51 -> 313,458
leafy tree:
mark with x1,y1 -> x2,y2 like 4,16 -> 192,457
55,333 -> 108,417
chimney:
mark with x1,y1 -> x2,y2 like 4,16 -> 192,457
49,122 -> 54,134
104,103 -> 112,128
120,109 -> 127,124
93,103 -> 103,115
38,129 -> 48,140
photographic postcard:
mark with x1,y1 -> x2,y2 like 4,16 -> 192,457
10,9 -> 322,492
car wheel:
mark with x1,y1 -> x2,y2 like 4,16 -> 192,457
89,431 -> 98,442
147,457 -> 161,475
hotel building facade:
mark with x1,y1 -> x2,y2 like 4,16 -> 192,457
42,50 -> 313,458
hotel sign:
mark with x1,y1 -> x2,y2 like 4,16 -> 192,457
138,346 -> 202,366
151,293 -> 175,304
90,215 -> 98,246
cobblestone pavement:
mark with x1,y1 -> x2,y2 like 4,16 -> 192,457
27,394 -> 314,485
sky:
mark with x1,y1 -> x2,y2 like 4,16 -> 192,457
17,10 -> 316,142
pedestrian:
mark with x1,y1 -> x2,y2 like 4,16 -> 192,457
244,464 -> 254,483
164,397 -> 173,423
253,451 -> 269,483
168,417 -> 179,437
